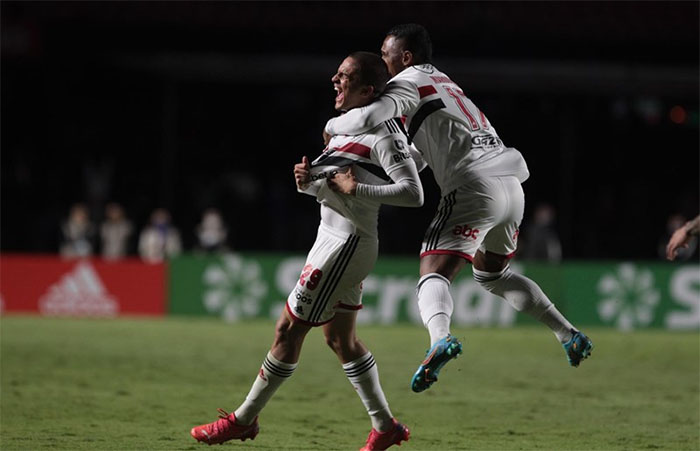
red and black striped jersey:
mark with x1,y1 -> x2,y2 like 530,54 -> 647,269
303,118 -> 419,237
326,64 -> 530,196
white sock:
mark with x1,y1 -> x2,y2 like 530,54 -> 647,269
342,352 -> 394,432
417,273 -> 454,346
426,314 -> 451,346
234,351 -> 297,424
473,266 -> 574,343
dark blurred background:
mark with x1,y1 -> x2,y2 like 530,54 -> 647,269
2,1 -> 698,260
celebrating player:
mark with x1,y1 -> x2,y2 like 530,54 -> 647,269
325,24 -> 593,393
191,52 -> 420,450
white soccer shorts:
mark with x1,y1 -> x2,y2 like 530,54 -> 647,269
420,175 -> 525,262
287,222 -> 378,326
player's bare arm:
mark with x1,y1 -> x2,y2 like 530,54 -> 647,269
666,215 -> 700,260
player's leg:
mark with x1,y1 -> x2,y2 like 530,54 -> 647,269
314,235 -> 394,431
412,188 -> 484,392
324,311 -> 410,450
472,177 -> 592,366
234,308 -> 311,423
418,253 -> 466,346
411,260 -> 465,392
190,308 -> 310,444
324,311 -> 392,431
418,191 -> 464,347
473,249 -> 577,341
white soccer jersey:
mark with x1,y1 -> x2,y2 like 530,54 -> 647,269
288,119 -> 422,325
302,118 -> 420,238
326,64 -> 530,195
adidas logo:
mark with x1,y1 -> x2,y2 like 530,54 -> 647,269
38,261 -> 119,316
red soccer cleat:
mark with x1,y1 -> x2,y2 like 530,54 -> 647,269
360,418 -> 410,451
190,409 -> 259,445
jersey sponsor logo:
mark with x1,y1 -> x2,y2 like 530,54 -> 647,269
471,135 -> 503,149
310,169 -> 340,182
453,224 -> 480,240
392,151 -> 411,164
393,139 -> 405,150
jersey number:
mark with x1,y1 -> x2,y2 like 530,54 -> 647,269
443,86 -> 488,131
299,264 -> 323,290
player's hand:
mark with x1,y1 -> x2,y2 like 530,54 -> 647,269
294,156 -> 311,190
666,225 -> 691,261
322,130 -> 332,146
327,166 -> 357,195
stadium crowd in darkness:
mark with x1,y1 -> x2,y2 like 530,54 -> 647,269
59,202 -> 230,262
2,3 -> 698,260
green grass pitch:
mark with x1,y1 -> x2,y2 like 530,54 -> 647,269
1,316 -> 698,450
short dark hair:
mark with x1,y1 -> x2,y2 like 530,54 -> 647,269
348,51 -> 390,97
386,23 -> 433,64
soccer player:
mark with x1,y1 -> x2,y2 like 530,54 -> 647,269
191,51 -> 420,450
325,24 -> 594,393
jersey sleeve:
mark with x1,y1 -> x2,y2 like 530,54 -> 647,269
354,134 -> 423,207
407,143 -> 427,172
325,78 -> 421,136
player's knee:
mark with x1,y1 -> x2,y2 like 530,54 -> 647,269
473,266 -> 548,313
420,255 -> 465,282
324,330 -> 340,352
472,266 -> 506,292
324,331 -> 360,359
323,330 -> 346,353
416,272 -> 450,297
274,317 -> 309,347
473,266 -> 521,307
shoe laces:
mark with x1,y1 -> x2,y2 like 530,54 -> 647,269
207,408 -> 234,433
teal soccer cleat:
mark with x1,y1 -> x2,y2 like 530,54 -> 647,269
411,334 -> 463,393
563,330 -> 593,367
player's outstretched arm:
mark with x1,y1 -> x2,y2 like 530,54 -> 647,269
327,163 -> 423,208
666,215 -> 700,260
354,162 -> 423,207
325,80 -> 419,136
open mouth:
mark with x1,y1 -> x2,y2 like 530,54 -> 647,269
334,86 -> 344,104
